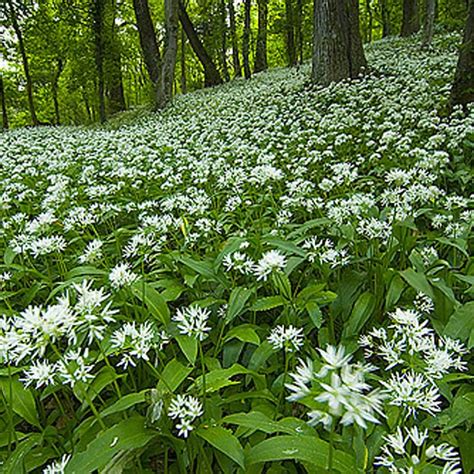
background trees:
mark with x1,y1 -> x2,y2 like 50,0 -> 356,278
0,0 -> 470,127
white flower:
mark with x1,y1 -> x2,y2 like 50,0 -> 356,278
268,325 -> 304,352
78,239 -> 104,264
253,250 -> 287,281
109,262 -> 139,289
21,360 -> 57,389
43,454 -> 71,474
173,306 -> 211,341
168,394 -> 203,438
317,345 -> 353,377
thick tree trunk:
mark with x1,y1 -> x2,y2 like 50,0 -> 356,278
401,0 -> 420,37
450,0 -> 474,109
0,77 -> 8,130
421,0 -> 436,47
7,0 -> 38,126
295,0 -> 303,64
228,0 -> 242,77
220,0 -> 230,81
312,0 -> 367,86
381,0 -> 391,37
366,0 -> 373,42
254,0 -> 268,72
92,0 -> 107,122
180,27 -> 187,93
52,59 -> 63,125
157,0 -> 179,108
133,0 -> 161,84
285,0 -> 297,65
178,1 -> 223,86
242,0 -> 252,79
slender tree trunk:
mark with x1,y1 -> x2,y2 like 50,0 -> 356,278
242,0 -> 252,78
0,76 -> 8,130
285,0 -> 297,65
296,0 -> 303,64
220,0 -> 230,81
366,0 -> 373,42
51,59 -> 63,125
254,0 -> 268,72
180,27 -> 187,93
82,87 -> 92,121
421,0 -> 436,47
7,0 -> 38,126
450,0 -> 474,109
401,0 -> 420,36
312,0 -> 367,86
92,0 -> 107,122
380,0 -> 391,37
228,0 -> 242,77
178,1 -> 223,86
157,0 -> 179,108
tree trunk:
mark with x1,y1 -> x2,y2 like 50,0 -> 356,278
366,0 -> 373,42
157,0 -> 179,108
0,76 -> 8,130
220,0 -> 230,81
295,0 -> 303,64
178,1 -> 223,86
381,0 -> 391,37
228,0 -> 242,77
7,0 -> 38,126
180,27 -> 187,93
401,0 -> 420,37
242,0 -> 252,79
254,0 -> 268,72
52,59 -> 63,125
421,0 -> 436,47
285,0 -> 297,65
450,0 -> 474,109
312,0 -> 367,86
133,0 -> 161,84
92,0 -> 107,122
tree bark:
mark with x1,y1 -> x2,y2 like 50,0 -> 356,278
92,0 -> 107,122
295,0 -> 303,64
228,0 -> 241,77
7,0 -> 38,126
52,59 -> 63,125
254,0 -> 268,72
285,0 -> 297,65
421,0 -> 436,47
242,0 -> 252,79
312,0 -> 367,86
220,0 -> 230,81
366,0 -> 373,42
133,0 -> 161,84
450,0 -> 474,109
0,76 -> 8,130
178,1 -> 223,86
401,0 -> 420,37
380,0 -> 391,37
157,0 -> 179,108
180,27 -> 187,93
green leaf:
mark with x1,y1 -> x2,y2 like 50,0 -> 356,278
223,411 -> 303,435
225,287 -> 253,324
65,417 -> 156,474
101,391 -> 148,418
343,292 -> 376,339
65,266 -> 108,279
4,247 -> 17,266
2,433 -> 42,474
305,302 -> 323,329
157,359 -> 193,393
248,342 -> 274,371
0,376 -> 40,427
444,302 -> 474,342
385,273 -> 405,309
74,366 -> 123,403
400,268 -> 434,299
459,431 -> 474,474
193,364 -> 251,393
224,325 -> 260,345
175,335 -> 198,365
196,426 -> 245,469
131,282 -> 170,325
444,392 -> 474,430
246,435 -> 356,471
251,296 -> 286,312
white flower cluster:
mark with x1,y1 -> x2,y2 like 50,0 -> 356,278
302,237 -> 350,268
375,427 -> 462,474
360,307 -> 467,417
267,325 -> 304,352
173,306 -> 211,341
168,394 -> 203,438
286,345 -> 385,430
109,262 -> 139,289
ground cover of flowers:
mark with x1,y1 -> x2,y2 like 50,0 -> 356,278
0,33 -> 473,473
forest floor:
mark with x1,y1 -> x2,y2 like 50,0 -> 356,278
0,32 -> 473,473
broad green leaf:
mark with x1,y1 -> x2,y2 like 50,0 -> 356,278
224,325 -> 260,345
196,426 -> 245,469
2,433 -> 42,474
251,295 -> 286,312
65,416 -> 156,473
263,238 -> 306,257
157,359 -> 193,392
223,411 -> 303,435
0,376 -> 40,427
175,335 -> 198,365
193,363 -> 251,393
65,266 -> 108,279
131,282 -> 170,325
343,292 -> 376,338
385,273 -> 405,309
444,392 -> 474,430
305,302 -> 323,328
225,287 -> 253,324
74,366 -> 123,403
246,435 -> 356,471
400,268 -> 434,299
248,342 -> 274,371
444,302 -> 474,342
101,391 -> 148,418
